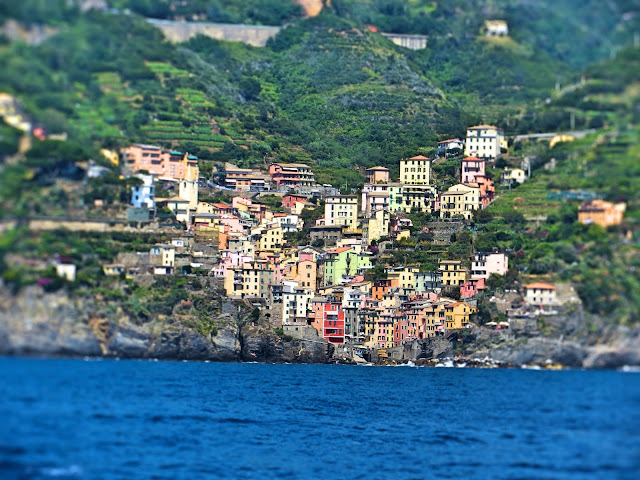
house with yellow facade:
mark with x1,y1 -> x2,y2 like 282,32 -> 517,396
439,184 -> 481,219
324,195 -> 358,231
400,155 -> 431,185
439,260 -> 468,286
444,302 -> 476,329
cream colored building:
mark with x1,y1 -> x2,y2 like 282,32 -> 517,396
500,168 -> 526,185
400,155 -> 431,185
464,125 -> 507,160
439,184 -> 481,219
365,208 -> 390,243
524,283 -> 557,306
325,195 -> 358,229
387,266 -> 419,290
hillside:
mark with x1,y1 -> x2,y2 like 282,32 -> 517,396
0,2 -> 639,331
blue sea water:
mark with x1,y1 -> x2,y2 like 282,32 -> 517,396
1,358 -> 639,480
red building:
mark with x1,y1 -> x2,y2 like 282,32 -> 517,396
311,297 -> 345,344
282,194 -> 308,209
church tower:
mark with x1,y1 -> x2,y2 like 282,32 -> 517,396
179,155 -> 199,210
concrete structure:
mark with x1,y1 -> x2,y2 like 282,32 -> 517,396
324,195 -> 358,229
400,155 -> 431,185
578,200 -> 626,228
282,280 -> 314,324
179,162 -> 199,212
131,174 -> 155,209
464,125 -> 507,160
439,184 -> 481,219
55,263 -> 76,282
148,19 -> 282,47
444,302 -> 476,329
400,184 -> 438,214
150,245 -> 175,275
524,283 -> 557,306
365,166 -> 390,184
472,252 -> 508,280
310,297 -> 345,344
224,163 -> 269,191
380,33 -> 428,50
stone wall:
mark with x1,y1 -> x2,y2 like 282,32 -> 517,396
147,19 -> 282,47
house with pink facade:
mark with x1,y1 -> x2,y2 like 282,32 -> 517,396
461,277 -> 486,298
122,144 -> 198,180
471,252 -> 508,280
461,157 -> 495,207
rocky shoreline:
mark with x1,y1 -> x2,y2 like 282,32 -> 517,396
1,286 -> 639,369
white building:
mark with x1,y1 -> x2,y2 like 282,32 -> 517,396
485,20 -> 509,37
471,252 -> 508,280
131,174 -> 155,209
464,125 -> 507,160
282,280 -> 314,324
524,283 -> 557,306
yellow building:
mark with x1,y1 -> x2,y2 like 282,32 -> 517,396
500,168 -> 526,186
439,260 -> 468,286
224,261 -> 274,299
387,266 -> 418,291
251,223 -> 284,252
400,155 -> 431,185
444,302 -> 476,329
325,195 -> 358,230
439,184 -> 480,219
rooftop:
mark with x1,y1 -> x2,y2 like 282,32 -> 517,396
525,283 -> 556,290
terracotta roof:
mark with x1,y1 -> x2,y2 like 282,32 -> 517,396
409,155 -> 430,160
525,283 -> 556,290
462,156 -> 484,162
327,247 -> 352,254
437,138 -> 462,144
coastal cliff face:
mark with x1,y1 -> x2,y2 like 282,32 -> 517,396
1,285 -> 638,368
0,286 -> 333,364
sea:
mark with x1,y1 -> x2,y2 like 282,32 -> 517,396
1,358 -> 639,480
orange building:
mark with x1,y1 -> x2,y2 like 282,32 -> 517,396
122,144 -> 198,180
578,199 -> 625,228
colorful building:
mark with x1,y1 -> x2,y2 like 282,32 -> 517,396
400,155 -> 431,185
578,199 -> 626,228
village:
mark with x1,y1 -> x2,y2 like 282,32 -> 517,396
22,119 -> 616,359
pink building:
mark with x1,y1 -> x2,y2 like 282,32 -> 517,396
461,157 -> 485,183
213,250 -> 252,278
461,277 -> 486,298
461,157 -> 494,207
471,252 -> 508,280
122,144 -> 198,180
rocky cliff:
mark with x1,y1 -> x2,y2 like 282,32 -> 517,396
1,285 -> 638,368
0,285 -> 333,364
